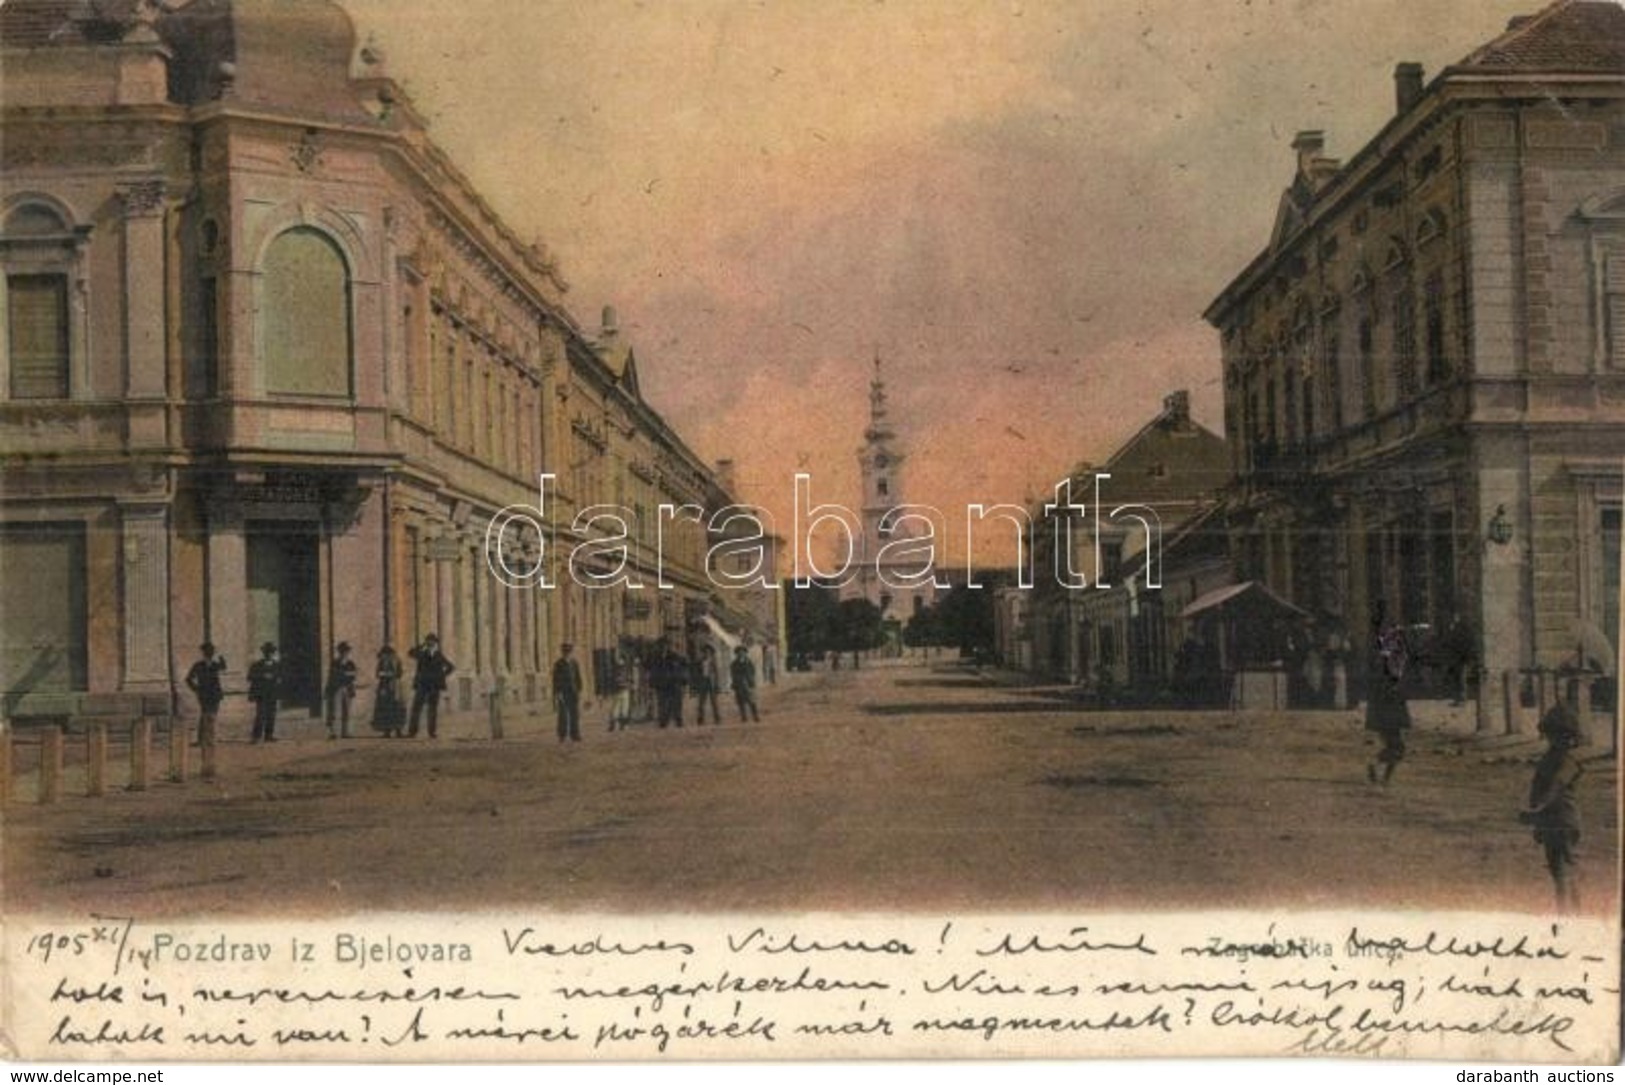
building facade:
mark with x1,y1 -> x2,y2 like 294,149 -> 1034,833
1205,0 -> 1625,731
0,0 -> 756,729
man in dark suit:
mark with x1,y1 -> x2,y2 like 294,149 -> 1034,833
184,642 -> 226,747
731,645 -> 761,723
407,633 -> 455,739
246,642 -> 280,743
552,642 -> 584,743
324,641 -> 358,739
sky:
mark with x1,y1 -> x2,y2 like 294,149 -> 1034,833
339,0 -> 1535,565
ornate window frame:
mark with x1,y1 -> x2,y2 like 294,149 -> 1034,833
0,194 -> 93,402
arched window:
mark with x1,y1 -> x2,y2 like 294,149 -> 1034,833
262,228 -> 351,396
3,200 -> 79,401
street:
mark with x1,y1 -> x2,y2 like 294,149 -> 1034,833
4,661 -> 1617,919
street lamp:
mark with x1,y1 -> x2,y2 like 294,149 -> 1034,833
1486,504 -> 1513,547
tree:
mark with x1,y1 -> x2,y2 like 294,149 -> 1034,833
784,580 -> 841,656
908,584 -> 996,656
835,598 -> 886,655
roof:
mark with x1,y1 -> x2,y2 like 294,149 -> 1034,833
1453,0 -> 1625,74
1094,396 -> 1230,508
0,0 -> 142,47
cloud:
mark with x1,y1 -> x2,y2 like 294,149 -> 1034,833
341,0 -> 1535,565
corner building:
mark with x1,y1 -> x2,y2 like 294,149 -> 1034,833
0,0 -> 735,728
1205,1 -> 1625,732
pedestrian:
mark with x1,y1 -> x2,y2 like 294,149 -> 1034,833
691,644 -> 722,725
407,633 -> 455,739
247,641 -> 280,743
653,645 -> 685,728
1520,691 -> 1585,912
184,642 -> 226,748
552,642 -> 584,743
1442,616 -> 1475,706
324,641 -> 358,739
606,651 -> 631,732
372,644 -> 405,737
1364,603 -> 1410,785
730,644 -> 761,722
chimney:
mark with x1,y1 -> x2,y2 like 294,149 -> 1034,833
1163,390 -> 1191,424
714,458 -> 738,494
1292,130 -> 1325,177
1394,62 -> 1424,115
600,305 -> 619,339
1506,15 -> 1533,31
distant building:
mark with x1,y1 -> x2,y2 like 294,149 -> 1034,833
1205,0 -> 1625,732
991,585 -> 1032,672
1028,391 -> 1229,689
843,357 -> 938,624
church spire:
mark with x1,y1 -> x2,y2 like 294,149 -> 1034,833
867,351 -> 893,439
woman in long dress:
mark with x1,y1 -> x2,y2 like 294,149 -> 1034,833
372,644 -> 406,737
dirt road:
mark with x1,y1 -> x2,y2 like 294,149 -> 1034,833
4,662 -> 1616,918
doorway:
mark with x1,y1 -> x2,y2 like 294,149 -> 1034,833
247,524 -> 320,713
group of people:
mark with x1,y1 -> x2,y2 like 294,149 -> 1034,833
594,641 -> 762,737
183,634 -> 457,744
187,634 -> 764,751
1362,602 -> 1587,912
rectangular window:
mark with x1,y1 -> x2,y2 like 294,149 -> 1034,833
1323,326 -> 1344,431
1263,376 -> 1277,466
402,302 -> 415,417
8,274 -> 69,399
1392,277 -> 1418,402
1284,370 -> 1298,449
1602,506 -> 1621,675
200,277 -> 220,397
1301,376 -> 1315,444
1605,250 -> 1625,370
1428,511 -> 1455,630
1358,318 -> 1376,419
1424,272 -> 1447,385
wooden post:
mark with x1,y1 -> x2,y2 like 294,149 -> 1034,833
86,723 -> 107,797
0,724 -> 11,804
168,719 -> 188,783
129,717 -> 151,792
40,727 -> 63,804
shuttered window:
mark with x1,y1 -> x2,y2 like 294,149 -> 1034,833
7,274 -> 69,399
262,228 -> 351,396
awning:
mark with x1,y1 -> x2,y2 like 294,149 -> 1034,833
1571,620 -> 1618,676
700,613 -> 743,652
1180,580 -> 1310,621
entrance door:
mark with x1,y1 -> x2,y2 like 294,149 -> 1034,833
247,524 -> 320,713
0,524 -> 87,701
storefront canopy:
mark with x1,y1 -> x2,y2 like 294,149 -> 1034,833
1179,580 -> 1310,622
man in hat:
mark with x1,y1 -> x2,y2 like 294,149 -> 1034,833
690,644 -> 722,725
552,642 -> 584,743
324,641 -> 359,739
246,642 -> 281,743
184,642 -> 227,747
1364,602 -> 1411,786
730,645 -> 761,723
407,633 -> 455,739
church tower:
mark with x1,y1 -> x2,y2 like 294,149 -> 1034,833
848,356 -> 937,619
